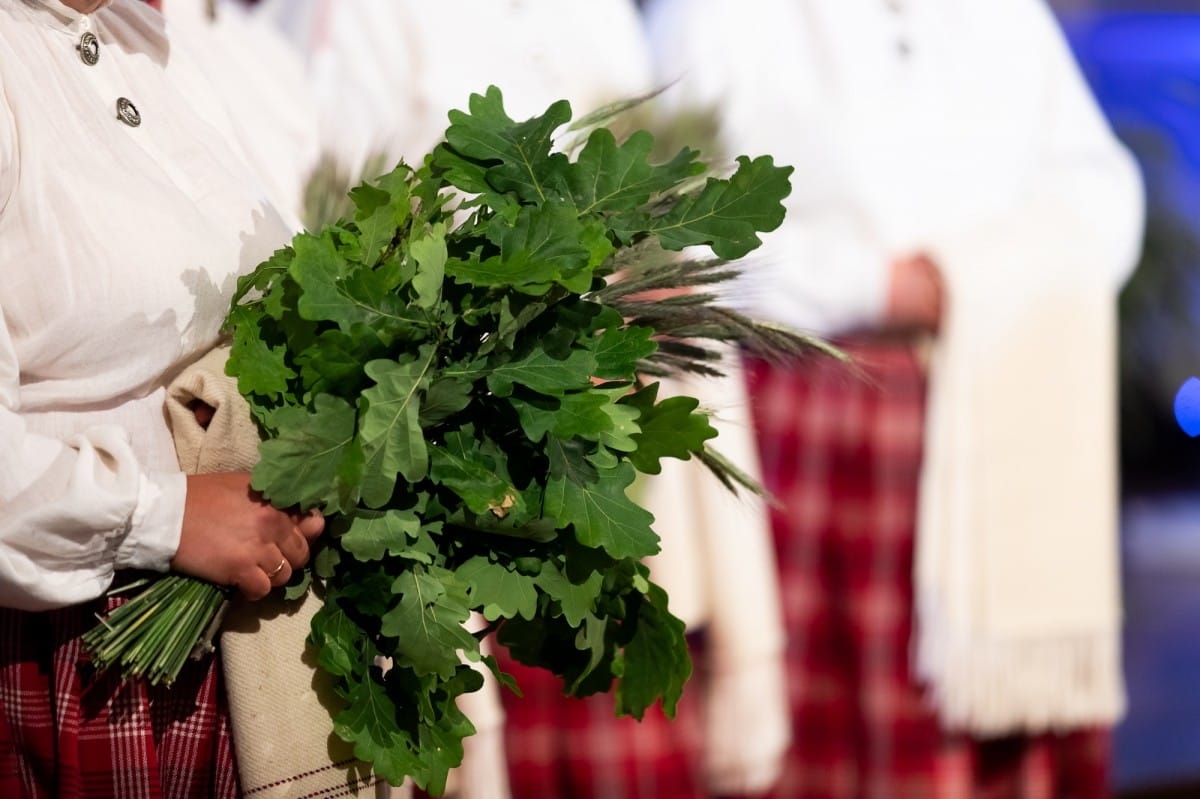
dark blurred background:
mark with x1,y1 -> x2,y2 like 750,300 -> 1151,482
1049,1 -> 1200,794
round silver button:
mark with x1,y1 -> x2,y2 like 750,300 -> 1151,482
77,32 -> 99,66
116,97 -> 141,128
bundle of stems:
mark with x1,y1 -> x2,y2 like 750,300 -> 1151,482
81,576 -> 228,685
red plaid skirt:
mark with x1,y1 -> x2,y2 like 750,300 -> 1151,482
489,643 -> 714,799
0,587 -> 240,799
745,340 -> 1111,799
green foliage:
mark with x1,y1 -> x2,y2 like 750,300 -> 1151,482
224,87 -> 794,793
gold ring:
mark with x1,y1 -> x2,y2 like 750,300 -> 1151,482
267,558 -> 287,578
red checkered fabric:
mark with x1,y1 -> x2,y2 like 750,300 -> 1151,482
0,585 -> 240,799
744,340 -> 1112,799
478,643 -> 713,799
410,643 -> 771,799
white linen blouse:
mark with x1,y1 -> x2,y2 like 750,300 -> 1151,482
644,0 -> 1143,336
0,0 -> 292,611
159,0 -> 320,224
252,0 -> 654,173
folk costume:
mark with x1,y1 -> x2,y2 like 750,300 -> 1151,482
645,0 -> 1145,795
0,0 -> 293,795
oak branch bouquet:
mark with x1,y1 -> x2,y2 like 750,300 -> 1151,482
84,87 -> 826,792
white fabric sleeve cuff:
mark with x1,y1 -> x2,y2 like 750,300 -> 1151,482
115,469 -> 186,572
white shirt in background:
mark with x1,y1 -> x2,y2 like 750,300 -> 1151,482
644,0 -> 1142,336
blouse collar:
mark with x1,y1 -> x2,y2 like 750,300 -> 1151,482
17,0 -> 114,34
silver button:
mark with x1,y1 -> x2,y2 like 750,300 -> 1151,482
77,32 -> 99,66
116,97 -> 141,128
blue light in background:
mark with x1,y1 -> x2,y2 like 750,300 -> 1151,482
1061,10 -> 1200,792
1174,376 -> 1200,436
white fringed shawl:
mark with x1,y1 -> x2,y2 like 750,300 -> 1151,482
917,207 -> 1133,733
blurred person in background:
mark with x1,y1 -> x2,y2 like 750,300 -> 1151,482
644,0 -> 1145,796
250,0 -> 421,186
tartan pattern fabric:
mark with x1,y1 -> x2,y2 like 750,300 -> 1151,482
483,644 -> 713,799
744,340 -> 1112,799
0,585 -> 240,799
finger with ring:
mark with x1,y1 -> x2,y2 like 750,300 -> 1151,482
267,557 -> 287,578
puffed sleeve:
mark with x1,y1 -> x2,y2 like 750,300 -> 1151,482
0,291 -> 186,611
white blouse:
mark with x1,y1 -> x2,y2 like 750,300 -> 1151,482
253,0 -> 654,173
0,0 -> 293,610
159,0 -> 321,224
644,0 -> 1143,336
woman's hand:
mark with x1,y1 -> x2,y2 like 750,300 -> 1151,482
886,253 -> 944,334
171,472 -> 325,601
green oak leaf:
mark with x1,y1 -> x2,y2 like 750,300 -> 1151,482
313,545 -> 341,580
568,128 -> 704,214
338,509 -> 422,562
439,85 -> 571,204
410,222 -> 447,308
429,430 -> 520,518
480,654 -> 521,695
230,244 -> 292,308
630,155 -> 793,260
282,569 -> 312,601
621,383 -> 718,473
403,664 -> 482,792
289,231 -> 353,322
311,601 -> 373,680
358,347 -> 436,506
511,391 -> 613,443
569,613 -> 614,695
352,165 -> 412,262
332,671 -> 421,786
579,217 -> 617,273
290,230 -> 411,334
545,436 -> 599,485
543,462 -> 659,559
419,377 -> 473,425
339,567 -> 404,619
456,555 -> 539,621
588,325 -> 657,380
448,204 -> 590,293
486,347 -> 596,397
597,390 -> 641,453
615,582 -> 691,719
534,561 -> 604,627
294,326 -> 379,399
381,568 -> 478,679
496,296 -> 549,351
252,393 -> 362,512
226,304 -> 296,400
